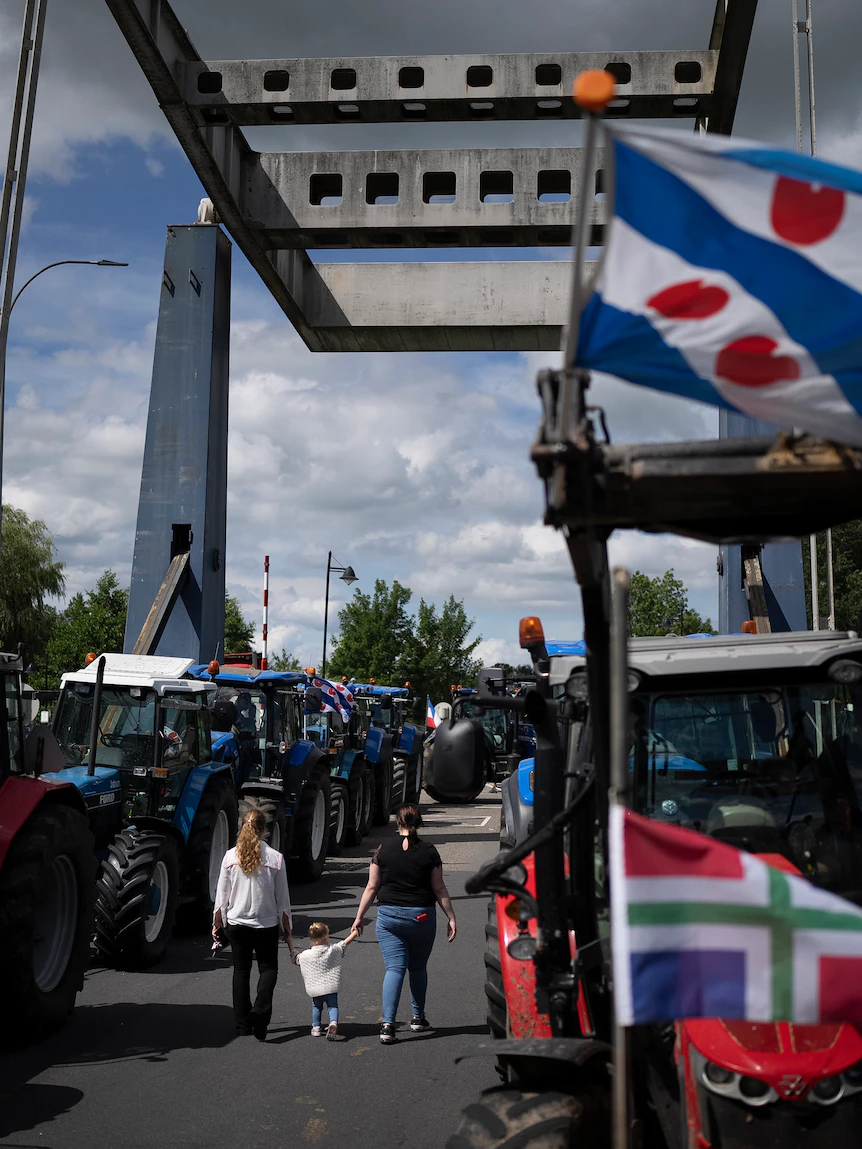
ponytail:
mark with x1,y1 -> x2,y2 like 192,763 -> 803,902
236,809 -> 266,874
396,804 -> 422,849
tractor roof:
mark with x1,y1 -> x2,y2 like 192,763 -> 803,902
351,684 -> 409,697
628,630 -> 862,679
187,665 -> 307,686
62,652 -> 198,692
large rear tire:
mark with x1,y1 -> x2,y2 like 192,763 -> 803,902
184,778 -> 238,927
328,784 -> 347,856
484,900 -> 507,1040
404,748 -> 424,805
0,802 -> 95,1043
238,793 -> 286,855
447,1088 -> 587,1149
346,765 -> 370,847
293,773 -> 331,882
94,829 -> 179,968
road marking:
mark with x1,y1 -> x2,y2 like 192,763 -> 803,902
421,814 -> 491,828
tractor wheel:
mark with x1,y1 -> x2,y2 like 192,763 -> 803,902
0,803 -> 95,1043
372,760 -> 393,827
447,1088 -> 587,1149
184,779 -> 238,927
346,765 -> 371,847
238,794 -> 286,855
94,829 -> 179,968
360,770 -> 375,837
328,785 -> 348,856
293,773 -> 331,882
484,900 -> 507,1041
404,749 -> 424,805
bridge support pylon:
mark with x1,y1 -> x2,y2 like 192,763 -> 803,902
124,222 -> 231,661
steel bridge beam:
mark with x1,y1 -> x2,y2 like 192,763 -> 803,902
105,0 -> 758,352
184,50 -> 717,127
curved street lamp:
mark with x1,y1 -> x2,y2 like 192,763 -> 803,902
7,258 -> 129,316
322,552 -> 357,678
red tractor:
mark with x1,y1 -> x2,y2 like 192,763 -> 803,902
0,652 -> 95,1042
440,368 -> 862,1146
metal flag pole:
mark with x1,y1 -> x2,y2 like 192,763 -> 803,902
557,70 -> 617,440
610,567 -> 631,1149
261,554 -> 270,670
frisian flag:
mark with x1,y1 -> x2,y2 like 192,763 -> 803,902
609,806 -> 862,1026
426,695 -> 439,730
311,676 -> 353,722
578,126 -> 862,446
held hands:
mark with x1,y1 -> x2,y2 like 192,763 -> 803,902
351,916 -> 366,936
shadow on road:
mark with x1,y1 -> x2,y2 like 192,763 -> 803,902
264,1021 -> 488,1045
0,1002 -> 237,1141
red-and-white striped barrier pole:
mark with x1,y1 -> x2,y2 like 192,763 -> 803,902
262,554 -> 270,670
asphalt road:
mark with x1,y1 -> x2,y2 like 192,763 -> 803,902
0,791 -> 502,1149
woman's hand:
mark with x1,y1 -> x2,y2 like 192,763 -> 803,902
447,917 -> 457,942
212,924 -> 220,941
351,916 -> 365,935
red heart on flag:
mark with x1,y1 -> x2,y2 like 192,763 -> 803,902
716,336 -> 800,387
771,176 -> 845,245
647,279 -> 730,320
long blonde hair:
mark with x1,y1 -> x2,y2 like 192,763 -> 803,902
236,809 -> 266,875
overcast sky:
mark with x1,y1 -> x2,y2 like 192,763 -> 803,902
1,0 -> 860,669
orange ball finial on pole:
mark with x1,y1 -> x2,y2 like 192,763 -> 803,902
573,69 -> 616,113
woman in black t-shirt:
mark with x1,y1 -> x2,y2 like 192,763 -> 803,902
352,804 -> 457,1044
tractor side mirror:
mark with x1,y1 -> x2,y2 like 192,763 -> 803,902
381,693 -> 393,710
425,717 -> 485,803
478,667 -> 505,698
305,686 -> 323,713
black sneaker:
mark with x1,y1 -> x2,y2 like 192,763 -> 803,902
379,1022 -> 396,1044
410,1016 -> 431,1032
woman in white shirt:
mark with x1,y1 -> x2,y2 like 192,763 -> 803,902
213,808 -> 294,1040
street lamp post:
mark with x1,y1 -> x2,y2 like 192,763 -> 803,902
321,551 -> 357,679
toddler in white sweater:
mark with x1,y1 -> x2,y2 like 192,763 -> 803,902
294,921 -> 359,1038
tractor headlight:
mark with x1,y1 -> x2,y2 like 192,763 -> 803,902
812,1077 -> 843,1104
704,1062 -> 734,1086
738,1076 -> 771,1105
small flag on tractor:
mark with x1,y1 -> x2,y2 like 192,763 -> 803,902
426,696 -> 439,729
577,126 -> 862,447
610,806 -> 862,1026
311,677 -> 353,722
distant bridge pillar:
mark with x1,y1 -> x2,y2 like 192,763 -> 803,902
124,223 -> 231,661
718,411 -> 807,634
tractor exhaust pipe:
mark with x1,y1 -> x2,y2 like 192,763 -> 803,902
86,655 -> 106,777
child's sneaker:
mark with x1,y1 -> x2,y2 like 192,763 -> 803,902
410,1016 -> 431,1032
326,1022 -> 338,1040
310,1025 -> 323,1037
379,1022 -> 396,1044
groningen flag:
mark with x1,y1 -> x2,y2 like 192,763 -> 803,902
578,126 -> 862,446
610,806 -> 862,1026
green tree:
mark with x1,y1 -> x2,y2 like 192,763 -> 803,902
45,570 -> 128,687
628,569 -> 715,637
328,579 -> 413,681
268,648 -> 302,672
0,504 -> 65,663
401,595 -> 482,715
225,594 -> 255,654
803,523 -> 862,631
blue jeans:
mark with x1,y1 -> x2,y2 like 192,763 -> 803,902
376,905 -> 437,1024
312,993 -> 339,1027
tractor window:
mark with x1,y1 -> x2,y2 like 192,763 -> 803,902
161,694 -> 202,767
458,700 -> 508,750
54,685 -> 156,770
3,672 -> 22,773
632,681 -> 862,905
214,686 -> 267,751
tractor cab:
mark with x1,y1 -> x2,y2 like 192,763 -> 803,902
48,654 -> 211,846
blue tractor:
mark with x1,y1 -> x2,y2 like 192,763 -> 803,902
36,653 -> 236,967
191,666 -> 356,880
350,684 -> 424,816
